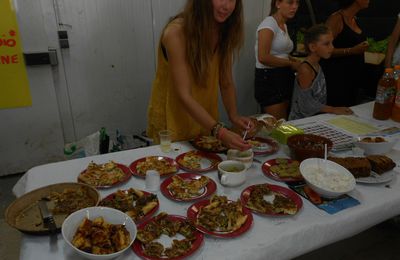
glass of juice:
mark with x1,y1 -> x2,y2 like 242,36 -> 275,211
159,130 -> 172,152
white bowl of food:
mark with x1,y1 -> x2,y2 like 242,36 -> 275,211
299,158 -> 356,198
62,207 -> 137,260
355,136 -> 397,155
217,160 -> 247,187
227,148 -> 254,169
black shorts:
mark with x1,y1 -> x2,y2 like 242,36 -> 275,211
254,67 -> 295,108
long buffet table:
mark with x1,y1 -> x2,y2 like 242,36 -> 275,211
13,102 -> 400,260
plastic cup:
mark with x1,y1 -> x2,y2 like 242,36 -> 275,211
159,130 -> 172,152
145,170 -> 160,191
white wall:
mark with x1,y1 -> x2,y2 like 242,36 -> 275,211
55,0 -> 273,140
225,0 -> 271,120
0,0 -> 273,175
0,0 -> 66,176
54,0 -> 156,140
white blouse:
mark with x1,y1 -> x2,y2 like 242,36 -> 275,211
255,16 -> 293,69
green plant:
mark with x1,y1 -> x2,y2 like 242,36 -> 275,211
297,30 -> 305,44
367,37 -> 389,53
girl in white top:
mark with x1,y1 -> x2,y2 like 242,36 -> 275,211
255,16 -> 294,68
254,0 -> 301,120
385,13 -> 400,67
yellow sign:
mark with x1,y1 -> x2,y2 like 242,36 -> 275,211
0,0 -> 31,109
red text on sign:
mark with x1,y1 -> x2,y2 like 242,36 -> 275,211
0,38 -> 16,47
0,54 -> 19,64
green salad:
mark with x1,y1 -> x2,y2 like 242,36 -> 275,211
367,37 -> 388,53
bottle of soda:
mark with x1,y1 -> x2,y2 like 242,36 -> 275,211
392,70 -> 400,122
373,68 -> 396,120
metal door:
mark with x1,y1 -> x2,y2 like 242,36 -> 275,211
0,0 -> 66,176
53,0 -> 157,140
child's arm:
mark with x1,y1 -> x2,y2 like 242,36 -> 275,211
297,63 -> 315,89
292,63 -> 325,117
321,106 -> 353,115
385,18 -> 400,67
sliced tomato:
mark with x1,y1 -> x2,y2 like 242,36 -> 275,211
304,186 -> 322,205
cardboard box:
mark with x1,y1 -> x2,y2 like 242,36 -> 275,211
364,52 -> 385,65
297,43 -> 305,53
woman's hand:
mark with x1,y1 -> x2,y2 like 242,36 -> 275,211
351,41 -> 369,55
289,59 -> 301,71
219,129 -> 252,151
230,115 -> 256,134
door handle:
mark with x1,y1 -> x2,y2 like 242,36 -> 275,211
23,49 -> 58,66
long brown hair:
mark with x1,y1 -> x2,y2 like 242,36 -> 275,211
270,0 -> 280,15
178,0 -> 244,86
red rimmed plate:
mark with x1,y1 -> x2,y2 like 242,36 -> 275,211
132,214 -> 204,260
190,135 -> 228,153
99,189 -> 159,224
262,158 -> 304,182
240,184 -> 303,216
78,162 -> 132,189
187,199 -> 253,238
248,137 -> 279,156
160,173 -> 217,202
175,151 -> 222,172
129,156 -> 179,178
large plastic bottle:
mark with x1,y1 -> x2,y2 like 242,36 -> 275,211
373,68 -> 396,120
392,69 -> 400,122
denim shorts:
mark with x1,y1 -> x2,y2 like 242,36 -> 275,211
254,67 -> 295,108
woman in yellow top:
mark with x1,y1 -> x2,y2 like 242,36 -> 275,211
147,0 -> 253,150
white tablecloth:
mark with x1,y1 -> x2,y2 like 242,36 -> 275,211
13,102 -> 400,260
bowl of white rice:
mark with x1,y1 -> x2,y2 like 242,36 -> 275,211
299,158 -> 356,198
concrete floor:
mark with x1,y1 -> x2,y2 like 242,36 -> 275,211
295,221 -> 400,260
1,173 -> 400,260
0,173 -> 22,260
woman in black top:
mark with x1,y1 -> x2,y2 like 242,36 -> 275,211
321,0 -> 369,107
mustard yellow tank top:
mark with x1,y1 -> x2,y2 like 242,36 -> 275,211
146,24 -> 219,144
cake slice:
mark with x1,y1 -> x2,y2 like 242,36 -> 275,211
328,157 -> 371,178
366,155 -> 396,174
